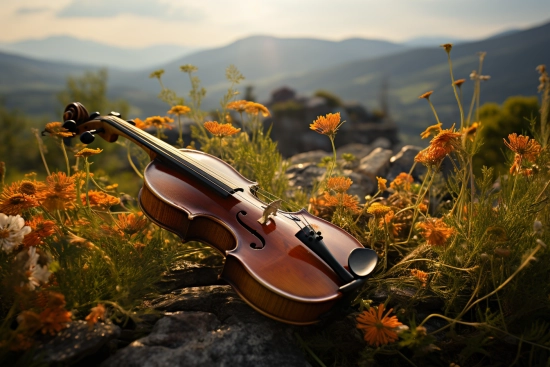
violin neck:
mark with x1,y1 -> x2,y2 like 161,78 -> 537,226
100,115 -> 236,197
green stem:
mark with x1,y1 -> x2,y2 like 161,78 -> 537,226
127,143 -> 144,179
33,129 -> 51,176
60,141 -> 71,177
85,158 -> 91,211
427,99 -> 441,124
446,53 -> 465,129
327,136 -> 337,179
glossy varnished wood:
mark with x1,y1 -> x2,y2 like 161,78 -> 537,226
138,149 -> 365,324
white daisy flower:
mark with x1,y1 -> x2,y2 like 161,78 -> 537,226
0,213 -> 31,253
23,247 -> 51,290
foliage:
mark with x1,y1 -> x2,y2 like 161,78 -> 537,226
474,96 -> 540,175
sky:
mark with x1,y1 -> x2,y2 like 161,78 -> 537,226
1,0 -> 550,48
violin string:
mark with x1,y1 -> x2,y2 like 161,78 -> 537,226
108,117 -> 312,230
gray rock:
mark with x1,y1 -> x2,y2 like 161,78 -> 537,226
336,143 -> 372,161
356,148 -> 393,180
387,145 -> 427,182
288,150 -> 330,165
345,171 -> 377,200
35,320 -> 120,365
369,137 -> 392,150
103,287 -> 310,367
286,162 -> 325,192
155,260 -> 223,293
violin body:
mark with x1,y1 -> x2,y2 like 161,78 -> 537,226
63,102 -> 377,325
140,150 -> 362,324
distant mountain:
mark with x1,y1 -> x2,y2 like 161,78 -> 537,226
108,35 -> 409,95
1,22 -> 549,141
0,36 -> 198,70
271,21 -> 550,140
403,36 -> 468,48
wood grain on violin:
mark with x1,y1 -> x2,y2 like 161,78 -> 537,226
63,102 -> 377,325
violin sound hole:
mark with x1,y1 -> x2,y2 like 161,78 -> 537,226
236,211 -> 266,250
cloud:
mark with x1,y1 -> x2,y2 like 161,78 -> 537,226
56,0 -> 202,21
16,6 -> 51,15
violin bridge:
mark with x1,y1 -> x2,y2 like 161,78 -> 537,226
257,199 -> 282,225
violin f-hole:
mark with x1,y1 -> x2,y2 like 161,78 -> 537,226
236,211 -> 266,249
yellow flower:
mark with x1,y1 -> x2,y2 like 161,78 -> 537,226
376,177 -> 387,192
149,69 -> 165,79
42,122 -> 74,138
244,102 -> 271,117
227,100 -> 250,113
310,113 -> 343,139
420,122 -> 442,139
462,122 -> 480,142
390,173 -> 413,191
204,121 -> 241,138
167,105 -> 191,115
356,303 -> 403,347
367,203 -> 392,217
326,176 -> 352,193
414,146 -> 447,167
74,148 -> 103,158
323,192 -> 360,213
417,217 -> 454,247
144,116 -> 174,130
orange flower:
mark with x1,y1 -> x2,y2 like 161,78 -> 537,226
414,145 -> 447,167
85,303 -> 106,329
0,188 -> 39,215
39,307 -> 71,335
204,121 -> 241,138
367,203 -> 392,217
18,180 -> 46,197
310,113 -> 343,139
41,172 -> 76,211
167,105 -> 191,115
430,127 -> 462,155
420,122 -> 442,139
378,210 -> 402,237
133,118 -> 148,130
390,173 -> 413,191
143,116 -> 174,130
376,177 -> 387,192
227,100 -> 249,113
22,216 -> 57,247
323,192 -> 360,213
418,91 -> 433,100
462,122 -> 480,142
356,303 -> 403,347
82,190 -> 120,210
42,122 -> 74,138
411,269 -> 428,287
244,102 -> 270,117
453,79 -> 466,87
74,148 -> 103,158
503,133 -> 541,163
417,217 -> 454,246
440,43 -> 453,53
116,212 -> 148,236
327,176 -> 353,193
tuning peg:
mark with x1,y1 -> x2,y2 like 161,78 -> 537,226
109,111 -> 121,118
89,112 -> 101,120
80,128 -> 104,145
126,119 -> 136,126
62,120 -> 77,133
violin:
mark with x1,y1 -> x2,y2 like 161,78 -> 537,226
62,102 -> 378,325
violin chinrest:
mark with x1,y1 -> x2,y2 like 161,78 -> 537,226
348,248 -> 378,278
